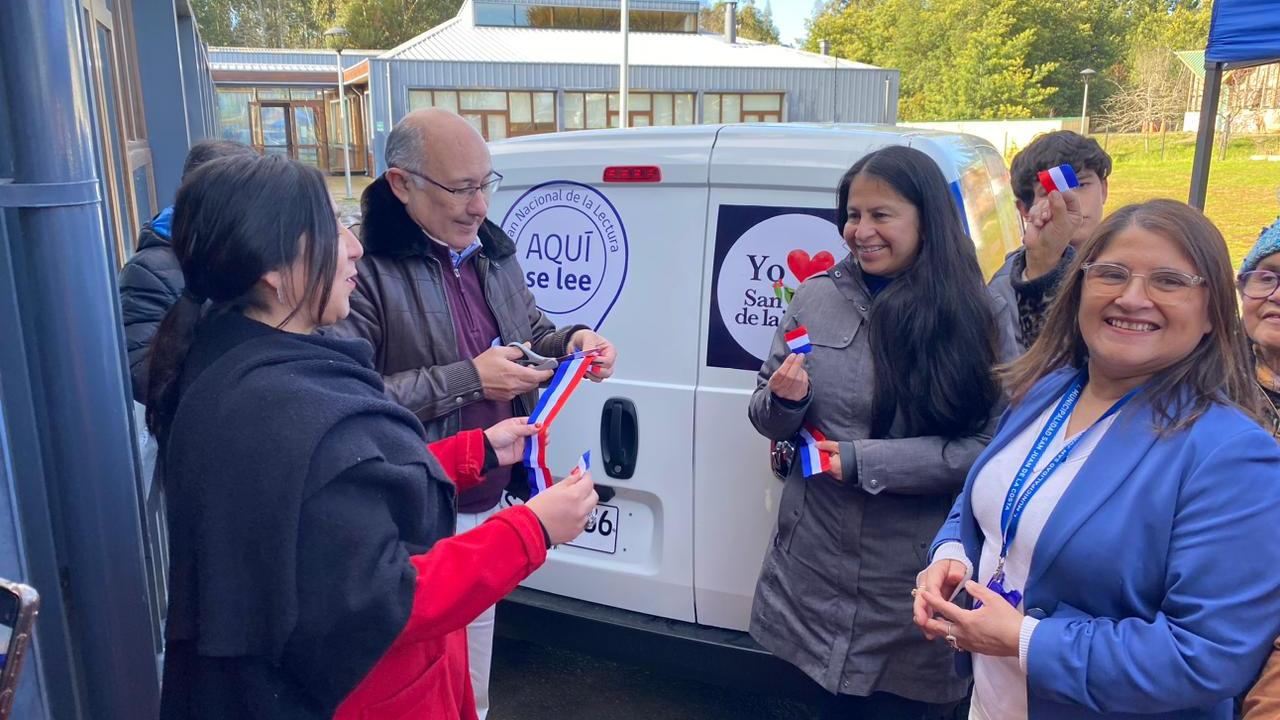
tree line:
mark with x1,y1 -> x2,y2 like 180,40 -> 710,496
193,0 -> 782,50
803,0 -> 1212,123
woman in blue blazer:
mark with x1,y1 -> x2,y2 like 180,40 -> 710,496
912,199 -> 1280,719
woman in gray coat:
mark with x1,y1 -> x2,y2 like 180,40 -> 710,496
748,146 -> 1010,718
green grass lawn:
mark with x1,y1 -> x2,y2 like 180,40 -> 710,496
1097,133 -> 1280,267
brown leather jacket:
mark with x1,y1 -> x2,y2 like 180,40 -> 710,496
328,175 -> 585,443
1245,637 -> 1280,719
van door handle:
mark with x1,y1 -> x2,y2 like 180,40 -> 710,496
600,398 -> 638,480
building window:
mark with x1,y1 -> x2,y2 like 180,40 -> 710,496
563,91 -> 696,130
702,93 -> 783,124
475,3 -> 695,32
408,89 -> 557,140
214,86 -> 370,174
217,89 -> 253,144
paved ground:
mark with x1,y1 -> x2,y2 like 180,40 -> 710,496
488,635 -> 825,720
327,174 -> 372,218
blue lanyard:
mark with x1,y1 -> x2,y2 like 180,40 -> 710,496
997,373 -> 1137,560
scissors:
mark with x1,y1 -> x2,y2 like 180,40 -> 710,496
506,342 -> 602,371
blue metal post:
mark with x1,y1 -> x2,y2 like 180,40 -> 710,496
133,0 -> 192,206
0,0 -> 162,717
177,14 -> 208,144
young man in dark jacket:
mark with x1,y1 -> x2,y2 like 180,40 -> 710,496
118,138 -> 257,403
988,131 -> 1111,352
329,108 -> 616,719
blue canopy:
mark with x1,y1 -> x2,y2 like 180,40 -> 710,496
1206,0 -> 1280,65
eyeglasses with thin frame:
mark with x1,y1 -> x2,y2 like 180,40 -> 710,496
1081,262 -> 1206,303
396,166 -> 503,202
1238,270 -> 1280,300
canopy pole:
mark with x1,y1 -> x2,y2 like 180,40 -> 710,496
1188,62 -> 1224,211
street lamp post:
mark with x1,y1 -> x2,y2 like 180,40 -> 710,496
325,26 -> 353,199
1080,67 -> 1097,136
619,0 -> 629,128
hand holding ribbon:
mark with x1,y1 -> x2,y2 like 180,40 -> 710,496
569,329 -> 616,381
524,464 -> 598,546
813,440 -> 842,482
1024,188 -> 1083,281
483,417 -> 543,467
769,353 -> 810,402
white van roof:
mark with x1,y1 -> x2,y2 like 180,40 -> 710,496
492,122 -> 976,145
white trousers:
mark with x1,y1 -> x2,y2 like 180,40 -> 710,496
455,506 -> 500,720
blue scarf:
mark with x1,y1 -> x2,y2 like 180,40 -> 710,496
862,271 -> 893,297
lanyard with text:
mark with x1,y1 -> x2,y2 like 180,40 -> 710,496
978,372 -> 1138,609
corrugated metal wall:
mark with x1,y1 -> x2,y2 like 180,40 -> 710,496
485,0 -> 699,11
367,60 -> 899,173
210,48 -> 377,69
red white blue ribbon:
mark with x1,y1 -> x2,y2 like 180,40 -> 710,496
1037,164 -> 1079,194
523,351 -> 597,497
796,423 -> 832,478
572,451 -> 590,475
785,325 -> 812,354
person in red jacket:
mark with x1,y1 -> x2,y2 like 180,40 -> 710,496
145,153 -> 597,719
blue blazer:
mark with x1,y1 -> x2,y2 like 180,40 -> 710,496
933,368 -> 1280,719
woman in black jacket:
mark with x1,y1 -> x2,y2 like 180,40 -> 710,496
147,153 -> 597,719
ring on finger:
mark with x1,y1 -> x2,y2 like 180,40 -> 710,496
944,621 -> 960,651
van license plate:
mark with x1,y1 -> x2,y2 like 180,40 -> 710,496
566,503 -> 619,554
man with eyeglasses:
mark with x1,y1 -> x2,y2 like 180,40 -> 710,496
330,108 -> 617,718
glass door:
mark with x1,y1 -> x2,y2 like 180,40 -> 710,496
254,103 -> 291,158
292,103 -> 322,167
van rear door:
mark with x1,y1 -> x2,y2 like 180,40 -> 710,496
488,128 -> 716,622
692,125 -> 905,631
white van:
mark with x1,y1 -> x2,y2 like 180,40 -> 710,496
489,123 -> 1021,684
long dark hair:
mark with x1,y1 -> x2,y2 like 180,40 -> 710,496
145,153 -> 338,443
1005,199 -> 1263,431
837,145 -> 1000,438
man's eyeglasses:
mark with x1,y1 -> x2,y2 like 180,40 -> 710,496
397,167 -> 503,202
1239,270 -> 1280,300
1081,262 -> 1205,304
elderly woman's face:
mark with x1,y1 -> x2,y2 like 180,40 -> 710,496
1242,254 -> 1280,358
1078,225 -> 1213,383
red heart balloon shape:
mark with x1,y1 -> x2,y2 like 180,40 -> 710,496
787,250 -> 836,283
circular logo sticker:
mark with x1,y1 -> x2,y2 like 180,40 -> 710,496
501,181 -> 629,331
714,212 -> 847,365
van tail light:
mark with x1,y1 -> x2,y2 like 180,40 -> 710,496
603,166 -> 662,183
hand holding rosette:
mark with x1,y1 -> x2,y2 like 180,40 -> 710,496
768,351 -> 810,402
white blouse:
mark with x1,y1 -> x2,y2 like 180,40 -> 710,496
933,397 -> 1120,720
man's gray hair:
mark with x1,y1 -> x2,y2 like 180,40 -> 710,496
385,120 -> 426,173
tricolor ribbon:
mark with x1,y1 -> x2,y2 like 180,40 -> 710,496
572,451 -> 602,532
522,350 -> 598,497
1037,164 -> 1079,195
785,325 -> 812,354
796,423 -> 832,478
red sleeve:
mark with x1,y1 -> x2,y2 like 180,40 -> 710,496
426,429 -> 487,492
394,505 -> 547,644
334,506 -> 546,720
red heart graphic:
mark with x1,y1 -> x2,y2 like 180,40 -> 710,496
787,250 -> 836,283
